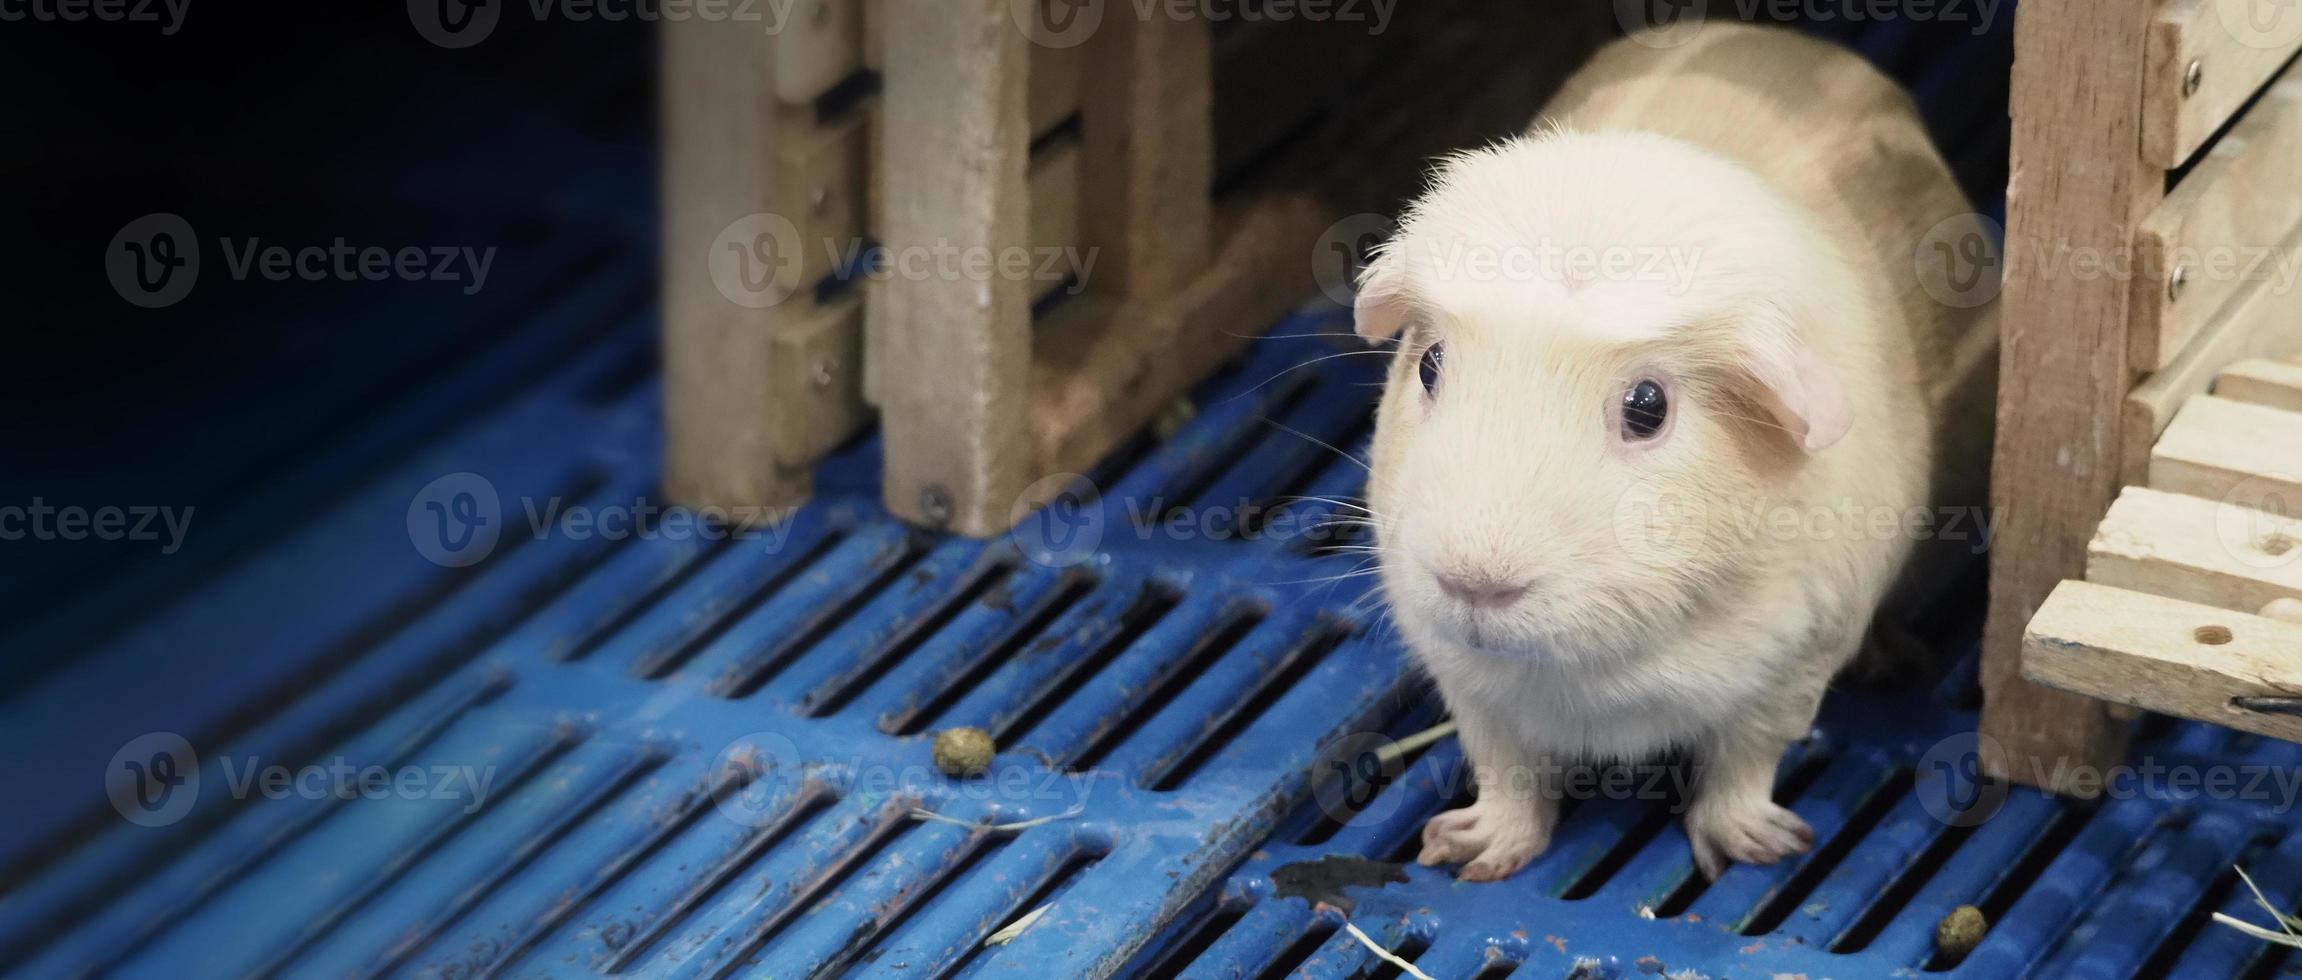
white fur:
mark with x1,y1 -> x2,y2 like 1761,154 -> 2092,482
1356,26 -> 1982,881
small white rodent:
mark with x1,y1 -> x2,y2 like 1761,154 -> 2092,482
1353,25 -> 1996,881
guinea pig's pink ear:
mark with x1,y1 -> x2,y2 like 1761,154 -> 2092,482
1352,251 -> 1411,341
1744,334 -> 1852,453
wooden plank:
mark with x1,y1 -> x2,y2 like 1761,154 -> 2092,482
768,294 -> 871,467
774,0 -> 865,103
1029,30 -> 1084,138
2024,579 -> 2302,743
2088,486 -> 2302,616
870,0 -> 1035,534
1981,0 -> 2164,794
2131,72 -> 2302,370
2217,356 -> 2302,411
1031,194 -> 1330,476
1076,5 -> 1213,299
660,13 -> 811,512
2149,394 -> 2302,500
2142,0 -> 2302,169
2122,221 -> 2302,484
776,105 -> 869,296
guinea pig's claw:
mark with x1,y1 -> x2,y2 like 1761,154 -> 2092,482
1416,800 -> 1554,881
1686,799 -> 1814,879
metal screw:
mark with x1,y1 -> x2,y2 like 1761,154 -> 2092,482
809,185 -> 832,219
2183,60 -> 2203,97
808,358 -> 835,390
920,486 -> 954,528
2169,263 -> 2189,302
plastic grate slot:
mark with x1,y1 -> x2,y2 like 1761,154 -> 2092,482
802,556 -> 1021,718
478,764 -> 759,974
982,581 -> 1186,743
843,830 -> 1019,974
883,568 -> 1102,735
559,535 -> 741,662
600,790 -> 843,973
1828,819 -> 1983,953
1730,769 -> 1918,932
1292,704 -> 1448,847
365,748 -> 671,976
2138,832 -> 2284,978
1242,411 -> 1374,539
252,728 -> 592,974
1129,899 -> 1251,978
1144,372 -> 1319,528
1921,800 -> 2096,972
1144,617 -> 1356,791
697,808 -> 921,979
1063,601 -> 1269,771
1251,918 -> 1342,980
937,847 -> 1104,979
1364,932 -> 1433,980
714,531 -> 931,698
631,529 -> 850,679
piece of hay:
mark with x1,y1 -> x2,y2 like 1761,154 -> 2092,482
909,805 -> 1084,832
2212,866 -> 2302,948
1377,720 -> 1458,766
933,727 -> 996,777
1936,905 -> 1988,958
1341,920 -> 1435,980
986,903 -> 1051,946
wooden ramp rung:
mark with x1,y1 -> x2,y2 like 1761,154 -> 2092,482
2025,580 -> 2302,743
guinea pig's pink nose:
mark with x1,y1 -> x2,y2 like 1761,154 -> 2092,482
1434,573 -> 1529,609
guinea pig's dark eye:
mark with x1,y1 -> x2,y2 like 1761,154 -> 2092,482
1621,378 -> 1669,441
1418,341 -> 1445,396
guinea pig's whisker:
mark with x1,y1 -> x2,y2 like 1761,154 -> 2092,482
1259,419 -> 1373,475
1222,349 -> 1396,404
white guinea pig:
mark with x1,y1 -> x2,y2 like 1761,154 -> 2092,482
1353,24 -> 1996,880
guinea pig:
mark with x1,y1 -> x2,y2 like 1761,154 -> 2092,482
1352,23 -> 1997,881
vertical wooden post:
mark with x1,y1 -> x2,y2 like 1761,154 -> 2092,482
1980,0 -> 2166,792
660,14 -> 804,514
871,0 -> 1035,534
1076,5 -> 1214,300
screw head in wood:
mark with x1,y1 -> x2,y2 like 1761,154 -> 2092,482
2169,263 -> 2189,302
920,486 -> 954,528
808,358 -> 835,390
2183,59 -> 2203,97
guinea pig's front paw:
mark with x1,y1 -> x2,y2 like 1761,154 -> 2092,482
1685,797 -> 1814,879
1415,796 -> 1556,882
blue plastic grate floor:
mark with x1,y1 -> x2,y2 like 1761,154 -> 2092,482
6,300 -> 2302,979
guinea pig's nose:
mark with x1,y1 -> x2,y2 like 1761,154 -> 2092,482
1434,573 -> 1530,609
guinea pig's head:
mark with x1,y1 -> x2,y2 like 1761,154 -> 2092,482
1357,130 -> 1855,663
